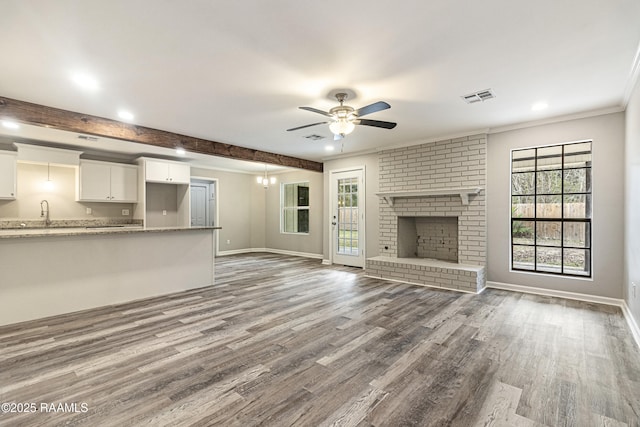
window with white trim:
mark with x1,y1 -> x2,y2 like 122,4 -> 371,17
281,182 -> 309,234
511,141 -> 592,277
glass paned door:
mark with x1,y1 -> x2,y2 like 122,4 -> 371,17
337,177 -> 359,255
331,168 -> 364,267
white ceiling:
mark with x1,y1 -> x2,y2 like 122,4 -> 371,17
0,0 -> 639,166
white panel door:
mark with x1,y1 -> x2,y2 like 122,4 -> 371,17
190,185 -> 207,226
330,168 -> 365,267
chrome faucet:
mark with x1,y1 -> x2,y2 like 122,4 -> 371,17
40,200 -> 51,227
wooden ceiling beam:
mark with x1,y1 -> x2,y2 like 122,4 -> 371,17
0,96 -> 323,172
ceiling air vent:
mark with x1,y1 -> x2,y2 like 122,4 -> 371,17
78,135 -> 99,142
304,134 -> 325,141
462,89 -> 496,104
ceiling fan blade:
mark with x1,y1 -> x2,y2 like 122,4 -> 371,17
354,101 -> 390,117
299,106 -> 334,118
354,119 -> 397,129
286,122 -> 328,132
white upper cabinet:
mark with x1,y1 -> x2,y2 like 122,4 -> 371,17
144,159 -> 190,184
0,151 -> 17,200
78,160 -> 138,202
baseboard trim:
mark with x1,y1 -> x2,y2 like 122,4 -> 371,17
322,259 -> 331,265
262,248 -> 323,260
486,281 -> 624,307
621,301 -> 640,350
217,248 -> 323,260
217,248 -> 255,256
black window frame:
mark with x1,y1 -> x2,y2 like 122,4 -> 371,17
510,141 -> 592,278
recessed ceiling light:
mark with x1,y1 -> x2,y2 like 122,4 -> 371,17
325,145 -> 335,152
531,102 -> 548,111
175,147 -> 186,156
71,72 -> 99,91
118,111 -> 134,121
1,120 -> 19,129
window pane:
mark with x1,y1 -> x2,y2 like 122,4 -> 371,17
512,221 -> 534,244
512,196 -> 534,218
563,168 -> 590,193
537,247 -> 562,273
564,142 -> 592,168
536,195 -> 562,218
282,182 -> 310,233
536,221 -> 561,246
513,245 -> 535,270
512,149 -> 536,173
297,209 -> 309,233
537,170 -> 562,194
563,249 -> 590,276
563,222 -> 590,248
283,209 -> 294,233
564,194 -> 591,218
297,185 -> 309,207
537,145 -> 562,171
512,172 -> 534,195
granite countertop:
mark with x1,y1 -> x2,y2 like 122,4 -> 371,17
0,225 -> 222,239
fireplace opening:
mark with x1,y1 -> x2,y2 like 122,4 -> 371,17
397,216 -> 458,262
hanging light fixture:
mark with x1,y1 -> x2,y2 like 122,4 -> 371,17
257,164 -> 277,189
43,163 -> 54,191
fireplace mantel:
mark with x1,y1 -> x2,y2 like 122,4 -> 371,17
376,187 -> 482,206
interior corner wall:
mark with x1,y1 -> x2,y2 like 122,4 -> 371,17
322,153 -> 380,262
265,169 -> 323,256
249,180 -> 266,249
487,112 -> 625,299
625,75 -> 640,323
190,167 -> 254,251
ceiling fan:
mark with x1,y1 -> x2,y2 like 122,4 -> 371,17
287,92 -> 397,140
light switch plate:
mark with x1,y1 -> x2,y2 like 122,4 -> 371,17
122,209 -> 129,216
86,207 -> 92,215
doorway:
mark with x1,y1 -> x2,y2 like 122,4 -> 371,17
190,179 -> 217,227
330,167 -> 365,267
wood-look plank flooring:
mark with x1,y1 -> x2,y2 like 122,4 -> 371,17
1,253 -> 639,426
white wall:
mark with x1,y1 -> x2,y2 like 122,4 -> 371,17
323,153 -> 380,262
265,169 -> 323,256
625,75 -> 640,324
191,167 -> 255,251
487,112 -> 625,299
191,166 -> 323,257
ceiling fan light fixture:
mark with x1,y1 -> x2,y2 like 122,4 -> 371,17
329,119 -> 355,136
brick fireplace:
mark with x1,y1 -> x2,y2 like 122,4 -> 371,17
366,135 -> 487,293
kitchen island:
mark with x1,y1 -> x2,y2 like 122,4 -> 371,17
0,226 -> 221,326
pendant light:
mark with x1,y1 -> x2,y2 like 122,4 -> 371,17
256,164 -> 277,189
43,163 -> 54,191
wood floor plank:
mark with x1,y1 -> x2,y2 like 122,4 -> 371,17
1,253 -> 639,426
